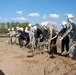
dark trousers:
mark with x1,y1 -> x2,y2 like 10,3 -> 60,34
61,42 -> 69,52
50,37 -> 57,54
61,37 -> 69,52
19,38 -> 23,47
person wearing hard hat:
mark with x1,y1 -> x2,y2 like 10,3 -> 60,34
41,22 -> 49,50
7,28 -> 12,44
10,28 -> 16,45
29,23 -> 34,32
68,14 -> 76,60
60,14 -> 75,40
19,27 -> 26,48
16,26 -> 19,32
25,27 -> 35,50
16,27 -> 24,48
45,22 -> 57,55
7,28 -> 11,37
16,26 -> 20,37
28,24 -> 35,47
8,28 -> 10,31
41,22 -> 45,30
33,26 -> 37,30
33,26 -> 43,39
60,14 -> 76,60
58,21 -> 70,55
33,26 -> 43,48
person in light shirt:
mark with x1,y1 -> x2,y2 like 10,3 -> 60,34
45,23 -> 57,55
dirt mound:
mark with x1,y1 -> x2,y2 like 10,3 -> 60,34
0,38 -> 76,75
32,50 -> 45,56
23,60 -> 39,64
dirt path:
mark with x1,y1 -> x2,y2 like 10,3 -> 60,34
0,38 -> 76,75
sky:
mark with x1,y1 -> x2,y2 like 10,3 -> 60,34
0,0 -> 76,30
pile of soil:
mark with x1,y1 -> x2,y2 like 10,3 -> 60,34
0,38 -> 76,75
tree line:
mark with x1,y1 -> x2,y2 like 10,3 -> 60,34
0,21 -> 30,34
0,21 -> 58,34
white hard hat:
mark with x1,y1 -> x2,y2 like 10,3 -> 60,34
20,27 -> 23,31
25,29 -> 28,32
25,27 -> 28,30
25,27 -> 28,32
33,26 -> 37,30
11,28 -> 14,30
68,14 -> 73,19
41,22 -> 45,26
45,22 -> 49,26
29,23 -> 32,27
62,21 -> 67,25
8,28 -> 10,31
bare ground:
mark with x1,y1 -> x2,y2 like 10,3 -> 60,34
0,38 -> 76,75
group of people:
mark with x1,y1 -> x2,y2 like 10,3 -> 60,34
59,14 -> 76,60
7,14 -> 76,60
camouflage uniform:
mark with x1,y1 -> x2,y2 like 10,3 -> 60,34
48,26 -> 57,54
62,22 -> 76,58
10,30 -> 16,45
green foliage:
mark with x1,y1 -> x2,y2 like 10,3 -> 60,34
34,23 -> 42,29
6,22 -> 11,28
0,22 -> 29,33
19,22 -> 29,29
0,22 -> 58,34
1,22 -> 6,29
0,29 -> 8,33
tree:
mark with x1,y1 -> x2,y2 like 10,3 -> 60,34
1,22 -> 5,29
6,22 -> 11,28
11,20 -> 16,28
0,22 -> 7,33
0,22 -> 29,33
35,23 -> 41,29
19,22 -> 29,29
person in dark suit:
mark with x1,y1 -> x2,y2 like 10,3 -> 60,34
33,26 -> 43,48
59,21 -> 70,55
41,23 -> 49,50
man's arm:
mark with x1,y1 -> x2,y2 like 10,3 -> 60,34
60,24 -> 72,40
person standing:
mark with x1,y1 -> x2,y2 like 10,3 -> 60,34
45,23 -> 57,54
25,27 -> 35,50
7,28 -> 12,44
33,26 -> 43,48
16,27 -> 24,48
10,28 -> 16,45
28,24 -> 34,46
29,23 -> 34,32
59,21 -> 69,55
60,14 -> 76,60
68,14 -> 76,59
41,22 -> 49,50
